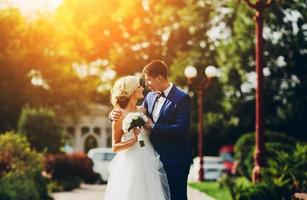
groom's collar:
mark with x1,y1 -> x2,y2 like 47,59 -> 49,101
162,82 -> 173,98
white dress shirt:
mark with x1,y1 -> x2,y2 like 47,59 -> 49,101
152,83 -> 173,123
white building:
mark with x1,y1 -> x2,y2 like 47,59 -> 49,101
60,104 -> 112,153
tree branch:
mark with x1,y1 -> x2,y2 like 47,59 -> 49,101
264,0 -> 273,9
243,0 -> 257,9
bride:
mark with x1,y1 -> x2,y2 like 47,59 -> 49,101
104,76 -> 170,200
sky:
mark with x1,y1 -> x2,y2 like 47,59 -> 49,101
0,0 -> 62,18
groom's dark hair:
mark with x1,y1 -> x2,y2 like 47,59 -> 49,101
142,60 -> 168,79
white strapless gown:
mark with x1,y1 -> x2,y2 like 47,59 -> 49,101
103,129 -> 170,200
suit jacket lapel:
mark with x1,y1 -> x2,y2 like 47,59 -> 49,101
149,94 -> 159,115
157,85 -> 176,123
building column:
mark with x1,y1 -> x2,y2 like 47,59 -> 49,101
75,126 -> 83,152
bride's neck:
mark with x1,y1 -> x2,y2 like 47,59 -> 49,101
125,98 -> 138,112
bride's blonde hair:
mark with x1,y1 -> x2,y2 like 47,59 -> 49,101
111,76 -> 140,109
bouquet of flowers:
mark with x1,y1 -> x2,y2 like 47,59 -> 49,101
122,112 -> 148,147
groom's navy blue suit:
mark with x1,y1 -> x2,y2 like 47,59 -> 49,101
143,85 -> 192,200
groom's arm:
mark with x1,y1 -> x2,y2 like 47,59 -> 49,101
151,95 -> 191,139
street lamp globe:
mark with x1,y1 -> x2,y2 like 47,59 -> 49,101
205,65 -> 218,78
184,65 -> 197,79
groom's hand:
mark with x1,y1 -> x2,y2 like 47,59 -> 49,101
109,108 -> 123,121
137,106 -> 147,114
145,118 -> 154,130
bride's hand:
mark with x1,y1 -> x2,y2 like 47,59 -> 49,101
131,127 -> 141,142
131,127 -> 141,136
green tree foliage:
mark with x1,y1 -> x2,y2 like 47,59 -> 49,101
18,107 -> 62,153
0,4 -> 104,132
0,8 -> 29,132
215,0 -> 307,144
263,1 -> 307,140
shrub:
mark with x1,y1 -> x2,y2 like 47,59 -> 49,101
43,152 -> 99,191
220,176 -> 291,200
234,131 -> 296,178
47,180 -> 63,193
265,144 -> 307,193
69,152 -> 99,183
0,132 -> 42,175
224,132 -> 306,200
58,177 -> 81,191
0,173 -> 40,200
31,170 -> 50,200
18,106 -> 62,153
0,132 -> 50,200
0,151 -> 11,177
234,181 -> 289,200
44,153 -> 73,180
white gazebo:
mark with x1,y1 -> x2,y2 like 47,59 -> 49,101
60,104 -> 112,153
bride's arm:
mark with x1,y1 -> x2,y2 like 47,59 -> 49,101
111,119 -> 138,153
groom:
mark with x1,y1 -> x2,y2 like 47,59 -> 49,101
112,60 -> 192,200
142,60 -> 192,200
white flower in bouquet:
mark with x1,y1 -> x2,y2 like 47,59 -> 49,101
122,112 -> 148,147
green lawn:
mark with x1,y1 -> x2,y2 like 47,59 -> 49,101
189,181 -> 232,200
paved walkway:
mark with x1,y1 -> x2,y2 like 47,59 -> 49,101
52,184 -> 105,200
188,186 -> 216,200
52,184 -> 215,200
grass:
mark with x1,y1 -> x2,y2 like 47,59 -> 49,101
189,181 -> 232,200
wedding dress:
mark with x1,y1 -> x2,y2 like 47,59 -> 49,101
104,113 -> 171,200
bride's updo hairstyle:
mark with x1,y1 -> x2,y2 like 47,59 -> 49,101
111,76 -> 140,109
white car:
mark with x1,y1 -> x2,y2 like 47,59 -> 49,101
87,148 -> 116,182
188,156 -> 227,181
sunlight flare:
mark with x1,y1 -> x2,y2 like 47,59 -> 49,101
2,0 -> 62,17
